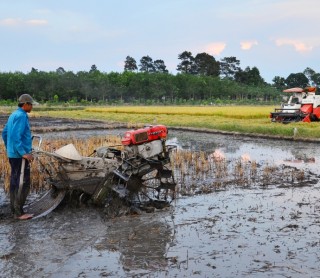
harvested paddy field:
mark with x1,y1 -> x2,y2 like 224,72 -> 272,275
1,116 -> 320,277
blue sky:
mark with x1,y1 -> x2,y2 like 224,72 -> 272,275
0,0 -> 319,83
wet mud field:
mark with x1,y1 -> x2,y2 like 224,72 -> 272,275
1,117 -> 320,277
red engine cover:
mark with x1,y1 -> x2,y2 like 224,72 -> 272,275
121,125 -> 168,145
300,104 -> 313,114
313,107 -> 320,119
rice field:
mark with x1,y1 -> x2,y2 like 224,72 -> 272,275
85,106 -> 269,119
33,105 -> 320,139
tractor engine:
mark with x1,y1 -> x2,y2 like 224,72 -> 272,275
121,125 -> 168,159
121,139 -> 164,166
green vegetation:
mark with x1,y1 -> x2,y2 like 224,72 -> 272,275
1,53 -> 319,107
0,70 -> 281,106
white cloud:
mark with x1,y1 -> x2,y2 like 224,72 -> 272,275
0,18 -> 22,26
26,19 -> 48,26
0,17 -> 47,27
240,40 -> 258,50
204,42 -> 226,56
274,38 -> 313,53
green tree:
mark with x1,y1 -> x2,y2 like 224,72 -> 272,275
51,70 -> 79,102
311,73 -> 320,88
219,56 -> 241,80
77,71 -> 91,101
285,73 -> 309,88
139,56 -> 155,73
303,67 -> 315,85
272,76 -> 286,90
303,67 -> 320,87
6,72 -> 26,100
95,73 -> 110,101
124,56 -> 138,72
235,66 -> 265,86
25,70 -> 50,101
176,51 -> 196,74
194,52 -> 220,76
153,59 -> 168,73
89,64 -> 99,73
56,67 -> 66,75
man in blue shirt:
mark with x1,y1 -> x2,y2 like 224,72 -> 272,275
2,94 -> 37,220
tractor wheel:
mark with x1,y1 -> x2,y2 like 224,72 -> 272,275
112,166 -> 176,207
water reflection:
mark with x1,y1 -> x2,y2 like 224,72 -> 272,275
166,130 -> 317,171
95,213 -> 172,275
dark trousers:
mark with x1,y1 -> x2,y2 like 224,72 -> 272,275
9,158 -> 30,216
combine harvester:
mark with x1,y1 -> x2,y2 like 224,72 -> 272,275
25,125 -> 176,218
270,87 -> 320,123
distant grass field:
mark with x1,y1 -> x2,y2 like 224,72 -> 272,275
86,106 -> 269,119
29,105 -> 320,140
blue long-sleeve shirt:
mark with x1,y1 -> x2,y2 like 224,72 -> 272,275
2,107 -> 32,158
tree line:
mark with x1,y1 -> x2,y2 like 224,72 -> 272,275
0,51 -> 318,105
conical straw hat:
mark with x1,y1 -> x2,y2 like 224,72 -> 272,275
54,144 -> 82,161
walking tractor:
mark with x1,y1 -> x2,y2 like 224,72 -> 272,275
270,86 -> 320,123
25,125 -> 176,218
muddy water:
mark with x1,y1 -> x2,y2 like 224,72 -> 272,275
1,129 -> 320,277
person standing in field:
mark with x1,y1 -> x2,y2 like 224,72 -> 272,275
2,94 -> 38,220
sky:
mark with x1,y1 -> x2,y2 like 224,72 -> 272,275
0,0 -> 319,83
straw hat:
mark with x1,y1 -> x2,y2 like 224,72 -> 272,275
55,144 -> 82,161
